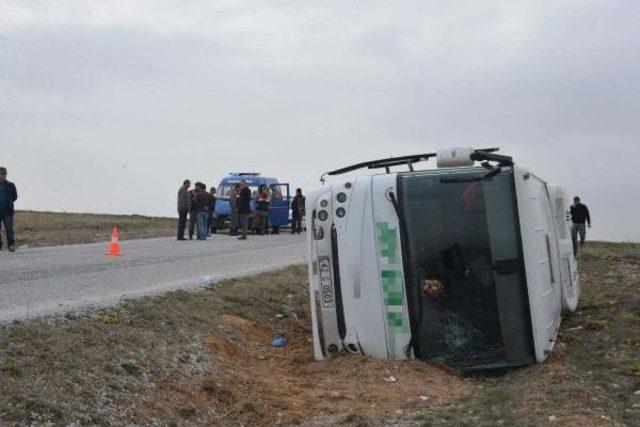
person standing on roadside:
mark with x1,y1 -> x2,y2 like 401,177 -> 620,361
193,182 -> 210,241
237,181 -> 252,240
188,184 -> 197,240
291,188 -> 304,234
256,184 -> 271,235
570,196 -> 591,255
228,183 -> 240,236
0,167 -> 18,252
208,187 -> 217,235
176,179 -> 191,241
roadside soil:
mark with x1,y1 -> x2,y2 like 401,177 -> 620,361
0,243 -> 639,426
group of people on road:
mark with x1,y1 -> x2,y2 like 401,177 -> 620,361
0,167 -> 597,253
176,179 -> 305,241
177,180 -> 218,241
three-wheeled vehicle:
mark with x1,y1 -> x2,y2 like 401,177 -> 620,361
306,148 -> 580,371
214,173 -> 291,232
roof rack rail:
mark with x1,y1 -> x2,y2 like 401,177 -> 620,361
325,147 -> 508,177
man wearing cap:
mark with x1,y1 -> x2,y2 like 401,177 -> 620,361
0,167 -> 18,252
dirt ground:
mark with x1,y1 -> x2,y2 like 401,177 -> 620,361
157,314 -> 471,426
8,210 -> 177,247
1,243 -> 639,426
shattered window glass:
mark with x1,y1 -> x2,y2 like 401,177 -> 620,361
398,168 -> 534,370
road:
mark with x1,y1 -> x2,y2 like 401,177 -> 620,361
0,234 -> 307,322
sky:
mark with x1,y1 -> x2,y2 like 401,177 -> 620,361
1,0 -> 639,242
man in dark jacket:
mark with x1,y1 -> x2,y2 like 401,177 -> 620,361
228,183 -> 240,236
0,167 -> 18,252
237,181 -> 252,240
208,187 -> 217,235
291,188 -> 304,234
177,179 -> 191,240
255,185 -> 271,235
188,186 -> 197,240
570,196 -> 591,254
193,182 -> 211,241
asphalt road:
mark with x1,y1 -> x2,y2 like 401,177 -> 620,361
0,234 -> 307,322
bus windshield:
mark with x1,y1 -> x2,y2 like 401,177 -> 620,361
396,168 -> 534,369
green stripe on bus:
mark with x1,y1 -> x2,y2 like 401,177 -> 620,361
376,222 -> 409,356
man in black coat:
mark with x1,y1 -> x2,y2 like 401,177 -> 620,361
176,179 -> 191,240
570,196 -> 591,254
0,167 -> 18,252
237,181 -> 252,240
291,188 -> 305,234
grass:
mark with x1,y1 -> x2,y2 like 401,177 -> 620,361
411,241 -> 640,426
6,210 -> 177,248
0,243 -> 638,425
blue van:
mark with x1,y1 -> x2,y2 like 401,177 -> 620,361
214,173 -> 291,232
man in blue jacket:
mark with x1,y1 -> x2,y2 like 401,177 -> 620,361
0,167 -> 18,252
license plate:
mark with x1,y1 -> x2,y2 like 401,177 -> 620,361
318,256 -> 335,308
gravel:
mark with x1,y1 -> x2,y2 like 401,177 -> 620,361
0,234 -> 307,322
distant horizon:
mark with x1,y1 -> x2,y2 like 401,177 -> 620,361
12,208 -> 637,244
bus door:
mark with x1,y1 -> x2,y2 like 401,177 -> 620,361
269,183 -> 291,227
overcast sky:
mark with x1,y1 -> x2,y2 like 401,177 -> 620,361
1,1 -> 639,242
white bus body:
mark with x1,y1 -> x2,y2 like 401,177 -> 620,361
306,152 -> 580,371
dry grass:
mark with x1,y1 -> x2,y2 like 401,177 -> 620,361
412,241 -> 640,426
0,243 -> 639,426
8,210 -> 176,247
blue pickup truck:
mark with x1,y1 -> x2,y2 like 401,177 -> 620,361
213,173 -> 291,232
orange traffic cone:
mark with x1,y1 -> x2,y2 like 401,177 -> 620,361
106,226 -> 123,256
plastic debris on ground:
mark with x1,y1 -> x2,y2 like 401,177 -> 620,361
270,336 -> 287,347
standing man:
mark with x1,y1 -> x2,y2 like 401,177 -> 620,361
228,183 -> 240,236
291,188 -> 304,234
255,184 -> 271,235
188,185 -> 197,240
208,187 -> 217,235
0,167 -> 18,252
176,179 -> 191,241
237,181 -> 252,240
570,196 -> 591,254
193,182 -> 210,241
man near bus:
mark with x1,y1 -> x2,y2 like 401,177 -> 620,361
570,196 -> 591,254
237,181 -> 252,240
291,188 -> 304,234
208,186 -> 217,235
193,182 -> 210,241
255,184 -> 271,235
228,183 -> 240,236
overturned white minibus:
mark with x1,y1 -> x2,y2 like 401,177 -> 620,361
306,148 -> 580,371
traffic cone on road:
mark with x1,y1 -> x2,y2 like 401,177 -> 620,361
106,226 -> 123,256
